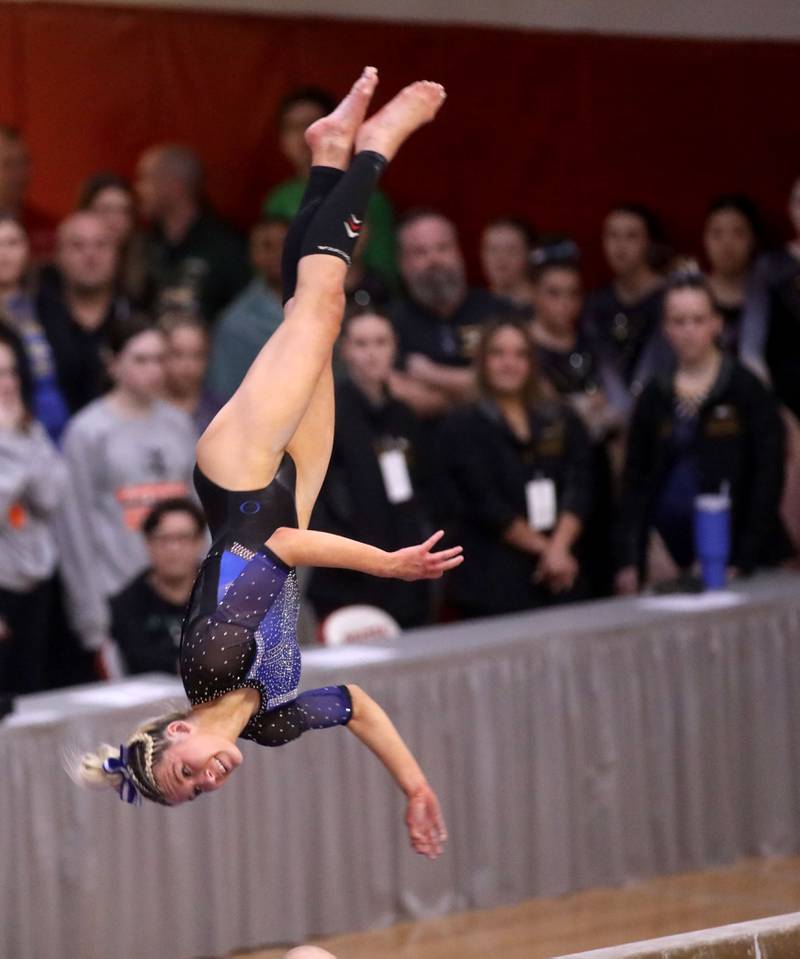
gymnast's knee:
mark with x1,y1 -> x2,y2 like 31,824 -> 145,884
290,282 -> 346,333
296,254 -> 347,298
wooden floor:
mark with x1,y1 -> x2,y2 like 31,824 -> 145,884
227,856 -> 800,959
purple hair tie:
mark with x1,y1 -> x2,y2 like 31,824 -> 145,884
102,744 -> 141,805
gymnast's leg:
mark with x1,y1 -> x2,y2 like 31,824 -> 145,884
195,65 -> 378,490
196,74 -> 446,504
285,80 -> 448,526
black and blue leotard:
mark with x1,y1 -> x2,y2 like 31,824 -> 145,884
180,149 -> 389,746
180,454 -> 353,747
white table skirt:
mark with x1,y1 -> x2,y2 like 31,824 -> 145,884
3,572 -> 800,959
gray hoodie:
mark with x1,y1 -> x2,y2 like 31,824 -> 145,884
0,421 -> 68,591
58,397 -> 197,613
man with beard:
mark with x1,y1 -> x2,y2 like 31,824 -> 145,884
390,209 -> 518,418
37,211 -> 132,412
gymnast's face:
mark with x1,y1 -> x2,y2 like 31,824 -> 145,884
156,720 -> 244,804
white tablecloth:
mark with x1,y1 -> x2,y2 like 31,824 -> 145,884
3,573 -> 800,959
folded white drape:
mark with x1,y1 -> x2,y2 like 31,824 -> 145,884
3,573 -> 800,959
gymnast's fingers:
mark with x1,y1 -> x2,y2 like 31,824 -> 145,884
421,529 -> 445,551
435,555 -> 464,572
431,545 -> 463,560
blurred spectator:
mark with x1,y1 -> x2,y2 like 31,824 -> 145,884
206,215 -> 287,401
77,171 -> 151,305
390,209 -> 517,418
136,143 -> 249,321
0,215 -> 70,441
529,257 -> 628,436
308,310 -> 434,628
615,273 -> 793,594
529,256 -> 626,597
0,328 -> 67,693
480,216 -> 536,310
0,125 -> 56,260
703,194 -> 762,356
111,497 -> 205,675
739,176 -> 800,420
58,315 -> 196,610
441,319 -> 593,617
37,211 -> 130,413
159,309 -> 220,435
582,203 -> 670,393
264,86 -> 396,285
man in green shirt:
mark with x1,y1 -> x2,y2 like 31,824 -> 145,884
263,86 -> 397,287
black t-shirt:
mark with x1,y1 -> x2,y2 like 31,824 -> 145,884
714,300 -> 744,355
148,210 -> 249,322
581,284 -> 665,386
390,288 -> 520,368
36,282 -> 130,413
535,332 -> 605,398
308,380 -> 433,627
110,571 -> 186,675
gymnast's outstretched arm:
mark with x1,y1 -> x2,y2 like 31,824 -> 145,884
346,683 -> 447,859
267,527 -> 463,581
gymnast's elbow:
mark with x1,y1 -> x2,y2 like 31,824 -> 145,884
266,526 -> 303,566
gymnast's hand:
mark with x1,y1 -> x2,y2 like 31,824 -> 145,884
405,783 -> 448,860
388,530 -> 464,581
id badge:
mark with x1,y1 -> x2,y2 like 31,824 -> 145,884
526,478 -> 557,531
379,449 -> 413,504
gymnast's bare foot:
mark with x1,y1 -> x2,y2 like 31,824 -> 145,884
305,66 -> 379,169
355,80 -> 446,161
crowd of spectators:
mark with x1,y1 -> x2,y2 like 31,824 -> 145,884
1,90 -> 799,694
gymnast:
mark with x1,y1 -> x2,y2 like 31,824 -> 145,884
77,69 -> 457,860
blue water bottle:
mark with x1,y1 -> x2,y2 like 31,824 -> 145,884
693,490 -> 731,590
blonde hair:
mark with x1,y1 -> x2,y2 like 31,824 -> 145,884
75,710 -> 188,806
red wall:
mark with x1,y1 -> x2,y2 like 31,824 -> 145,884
1,2 -> 799,280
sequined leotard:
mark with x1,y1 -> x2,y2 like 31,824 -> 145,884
180,453 -> 352,746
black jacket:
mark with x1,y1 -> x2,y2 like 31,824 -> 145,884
617,356 -> 793,574
110,571 -> 185,675
390,289 -> 524,369
307,380 -> 434,628
36,284 -> 130,413
148,210 -> 249,322
440,399 -> 593,616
